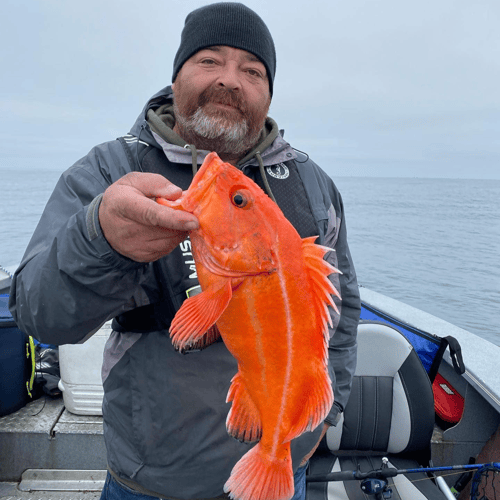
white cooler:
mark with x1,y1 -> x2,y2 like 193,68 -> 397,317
58,321 -> 112,415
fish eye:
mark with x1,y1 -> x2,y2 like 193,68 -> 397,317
231,190 -> 251,208
232,193 -> 247,207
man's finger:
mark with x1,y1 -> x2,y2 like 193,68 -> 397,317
117,193 -> 199,231
121,172 -> 183,200
145,201 -> 199,231
122,231 -> 190,263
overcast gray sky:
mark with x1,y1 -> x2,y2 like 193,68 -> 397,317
1,0 -> 498,179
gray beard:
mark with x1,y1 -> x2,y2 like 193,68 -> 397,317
174,103 -> 262,156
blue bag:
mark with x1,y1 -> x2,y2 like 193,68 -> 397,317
0,294 -> 36,416
360,301 -> 465,381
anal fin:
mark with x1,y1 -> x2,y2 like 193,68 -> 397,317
226,372 -> 262,443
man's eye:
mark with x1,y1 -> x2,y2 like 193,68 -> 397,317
201,59 -> 216,65
247,69 -> 262,77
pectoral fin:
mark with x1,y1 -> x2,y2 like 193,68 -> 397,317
170,279 -> 232,352
184,325 -> 221,352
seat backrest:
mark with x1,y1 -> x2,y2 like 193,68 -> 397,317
326,322 -> 435,456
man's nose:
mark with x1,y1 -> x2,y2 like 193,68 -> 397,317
216,63 -> 241,91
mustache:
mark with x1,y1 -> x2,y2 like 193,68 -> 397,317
197,87 -> 247,114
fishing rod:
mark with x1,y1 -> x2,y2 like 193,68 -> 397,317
306,458 -> 500,500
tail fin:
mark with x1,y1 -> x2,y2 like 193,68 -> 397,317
224,444 -> 294,500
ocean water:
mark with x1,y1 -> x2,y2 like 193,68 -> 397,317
1,167 -> 499,346
334,176 -> 500,347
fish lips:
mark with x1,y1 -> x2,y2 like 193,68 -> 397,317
179,152 -> 224,213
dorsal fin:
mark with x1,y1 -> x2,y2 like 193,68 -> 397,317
302,236 -> 341,329
280,237 -> 340,443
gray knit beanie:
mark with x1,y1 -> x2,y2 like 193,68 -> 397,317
172,2 -> 276,95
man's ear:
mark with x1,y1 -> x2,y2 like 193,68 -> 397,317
171,82 -> 176,92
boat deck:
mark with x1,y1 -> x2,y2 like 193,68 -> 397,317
1,480 -> 102,500
0,396 -> 105,499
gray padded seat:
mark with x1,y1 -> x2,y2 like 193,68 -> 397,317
307,322 -> 447,499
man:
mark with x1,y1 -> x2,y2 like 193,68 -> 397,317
10,3 -> 360,500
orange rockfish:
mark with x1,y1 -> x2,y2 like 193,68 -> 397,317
157,152 -> 340,500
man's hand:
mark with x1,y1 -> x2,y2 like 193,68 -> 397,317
99,172 -> 199,262
300,423 -> 330,467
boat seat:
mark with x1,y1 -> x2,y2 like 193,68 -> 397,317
307,322 -> 448,499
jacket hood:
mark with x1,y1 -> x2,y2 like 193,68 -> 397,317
128,86 -> 174,148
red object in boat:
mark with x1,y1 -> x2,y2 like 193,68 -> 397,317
433,373 -> 465,424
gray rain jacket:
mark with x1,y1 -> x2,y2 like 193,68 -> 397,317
10,87 -> 360,500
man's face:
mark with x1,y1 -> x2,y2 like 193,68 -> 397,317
172,46 -> 271,156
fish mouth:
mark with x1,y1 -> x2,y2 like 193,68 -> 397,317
179,152 -> 225,213
156,153 -> 223,214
